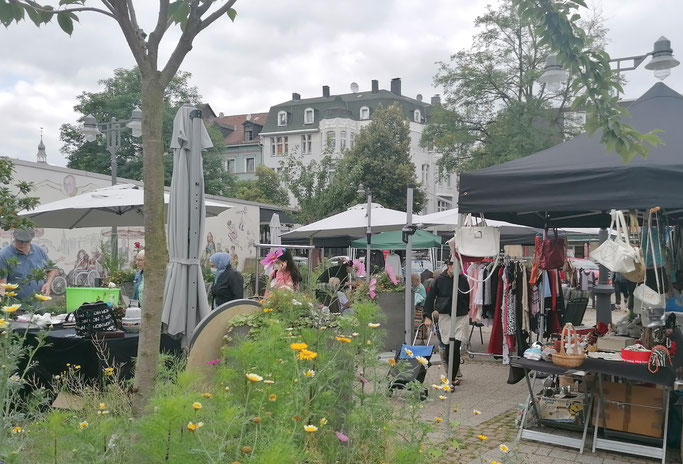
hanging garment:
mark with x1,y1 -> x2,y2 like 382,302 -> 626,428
488,267 -> 505,355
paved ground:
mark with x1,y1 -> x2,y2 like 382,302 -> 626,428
386,305 -> 680,463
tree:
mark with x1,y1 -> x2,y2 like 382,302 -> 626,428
1,0 -> 239,413
423,0 -> 608,172
278,154 -> 335,223
233,165 -> 289,206
61,67 -> 235,196
0,158 -> 39,232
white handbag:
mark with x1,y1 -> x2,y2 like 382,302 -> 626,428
453,213 -> 500,258
591,210 -> 639,273
634,209 -> 665,326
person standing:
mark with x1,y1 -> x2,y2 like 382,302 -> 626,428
423,257 -> 470,385
209,252 -> 243,308
0,228 -> 56,300
268,249 -> 302,292
132,250 -> 145,304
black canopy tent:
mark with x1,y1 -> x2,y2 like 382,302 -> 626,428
458,83 -> 683,229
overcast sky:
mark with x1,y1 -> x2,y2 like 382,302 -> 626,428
1,0 -> 681,167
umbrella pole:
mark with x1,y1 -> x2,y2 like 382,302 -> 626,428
404,187 -> 414,346
445,252 -> 461,435
366,192 -> 372,284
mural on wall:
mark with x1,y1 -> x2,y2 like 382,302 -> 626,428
204,205 -> 258,273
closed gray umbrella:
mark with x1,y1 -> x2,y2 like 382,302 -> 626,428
269,213 -> 282,245
162,105 -> 214,345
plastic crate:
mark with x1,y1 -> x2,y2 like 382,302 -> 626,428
65,287 -> 120,312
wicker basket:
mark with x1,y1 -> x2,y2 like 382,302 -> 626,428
551,323 -> 586,368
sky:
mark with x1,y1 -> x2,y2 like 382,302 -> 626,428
1,0 -> 682,167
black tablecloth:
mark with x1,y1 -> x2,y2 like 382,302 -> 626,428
21,327 -> 182,385
511,357 -> 676,387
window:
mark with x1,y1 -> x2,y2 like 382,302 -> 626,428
414,109 -> 422,123
340,130 -> 347,151
421,164 -> 429,184
226,159 -> 236,173
246,157 -> 255,172
304,108 -> 314,124
272,136 -> 288,156
360,106 -> 370,120
244,127 -> 253,141
350,132 -> 355,148
437,200 -> 449,212
301,134 -> 312,154
278,110 -> 287,127
326,131 -> 336,151
271,137 -> 276,156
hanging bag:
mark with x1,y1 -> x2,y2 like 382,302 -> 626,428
538,228 -> 567,270
634,208 -> 665,326
453,213 -> 500,258
591,210 -> 638,273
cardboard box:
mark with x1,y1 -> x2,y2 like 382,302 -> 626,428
592,381 -> 664,438
537,394 -> 585,423
596,335 -> 636,352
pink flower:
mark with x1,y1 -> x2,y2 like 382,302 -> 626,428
353,259 -> 365,277
205,359 -> 220,365
368,277 -> 377,300
260,248 -> 283,272
335,431 -> 349,442
386,265 -> 398,285
134,242 -> 141,249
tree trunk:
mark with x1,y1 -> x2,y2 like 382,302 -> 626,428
131,75 -> 168,415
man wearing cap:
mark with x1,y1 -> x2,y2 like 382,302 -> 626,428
0,228 -> 56,300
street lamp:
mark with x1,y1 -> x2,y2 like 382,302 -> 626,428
80,106 -> 143,269
357,183 -> 372,283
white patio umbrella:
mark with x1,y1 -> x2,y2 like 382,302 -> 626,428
269,213 -> 282,245
19,183 -> 231,228
161,105 -> 213,345
281,203 -> 421,239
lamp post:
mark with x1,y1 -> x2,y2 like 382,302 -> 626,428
357,184 -> 372,284
539,36 -> 680,92
81,107 -> 143,269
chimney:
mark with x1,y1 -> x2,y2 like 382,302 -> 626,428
322,85 -> 330,98
430,94 -> 441,106
292,92 -> 301,101
390,77 -> 401,96
371,79 -> 379,94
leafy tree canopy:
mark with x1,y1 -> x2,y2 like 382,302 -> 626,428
61,67 -> 235,196
0,158 -> 38,232
233,165 -> 289,206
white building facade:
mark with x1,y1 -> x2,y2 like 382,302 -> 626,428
260,78 -> 455,214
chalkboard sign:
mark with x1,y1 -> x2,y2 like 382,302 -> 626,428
72,301 -> 118,337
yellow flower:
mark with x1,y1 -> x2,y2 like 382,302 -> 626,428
268,394 -> 277,402
335,336 -> 351,343
79,421 -> 89,429
368,323 -> 381,328
366,340 -> 372,345
440,374 -> 448,384
103,367 -> 114,376
434,417 -> 443,423
264,379 -> 275,385
98,403 -> 106,410
442,385 -> 451,392
246,373 -> 263,382
304,424 -> 318,433
224,386 -> 231,391
34,294 -> 52,301
0,320 -> 7,328
387,358 -> 396,367
97,410 -> 110,415
415,356 -> 428,366
187,421 -> 204,431
477,434 -> 488,441
473,409 -> 481,415
499,444 -> 509,453
11,426 -> 22,433
192,402 -> 202,410
491,462 -> 503,464
202,392 -> 213,398
297,349 -> 318,360
0,283 -> 18,290
304,369 -> 315,377
320,417 -> 328,426
5,292 -> 16,297
352,332 -> 359,337
290,342 -> 308,351
431,384 -> 443,390
263,307 -> 273,313
438,395 -> 447,401
404,348 -> 413,357
74,365 -> 81,370
2,304 -> 21,314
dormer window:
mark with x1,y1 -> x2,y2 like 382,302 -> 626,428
278,111 -> 287,127
414,109 -> 422,123
244,127 -> 253,141
304,108 -> 314,124
360,106 -> 370,120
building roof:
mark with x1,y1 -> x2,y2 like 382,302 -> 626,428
262,89 -> 431,133
214,113 -> 268,146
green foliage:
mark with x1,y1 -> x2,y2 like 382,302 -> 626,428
97,240 -> 124,276
513,0 -> 662,162
0,158 -> 39,232
423,0 -> 608,172
106,269 -> 136,286
233,165 -> 289,205
279,154 -> 336,223
61,67 -> 236,196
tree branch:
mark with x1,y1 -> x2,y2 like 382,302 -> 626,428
125,0 -> 140,32
8,0 -> 116,19
109,0 -> 147,69
198,0 -> 237,32
148,0 -> 170,54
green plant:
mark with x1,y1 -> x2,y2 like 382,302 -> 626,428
98,241 -> 125,277
107,270 -> 136,286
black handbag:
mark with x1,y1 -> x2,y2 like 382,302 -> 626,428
67,301 -> 118,337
